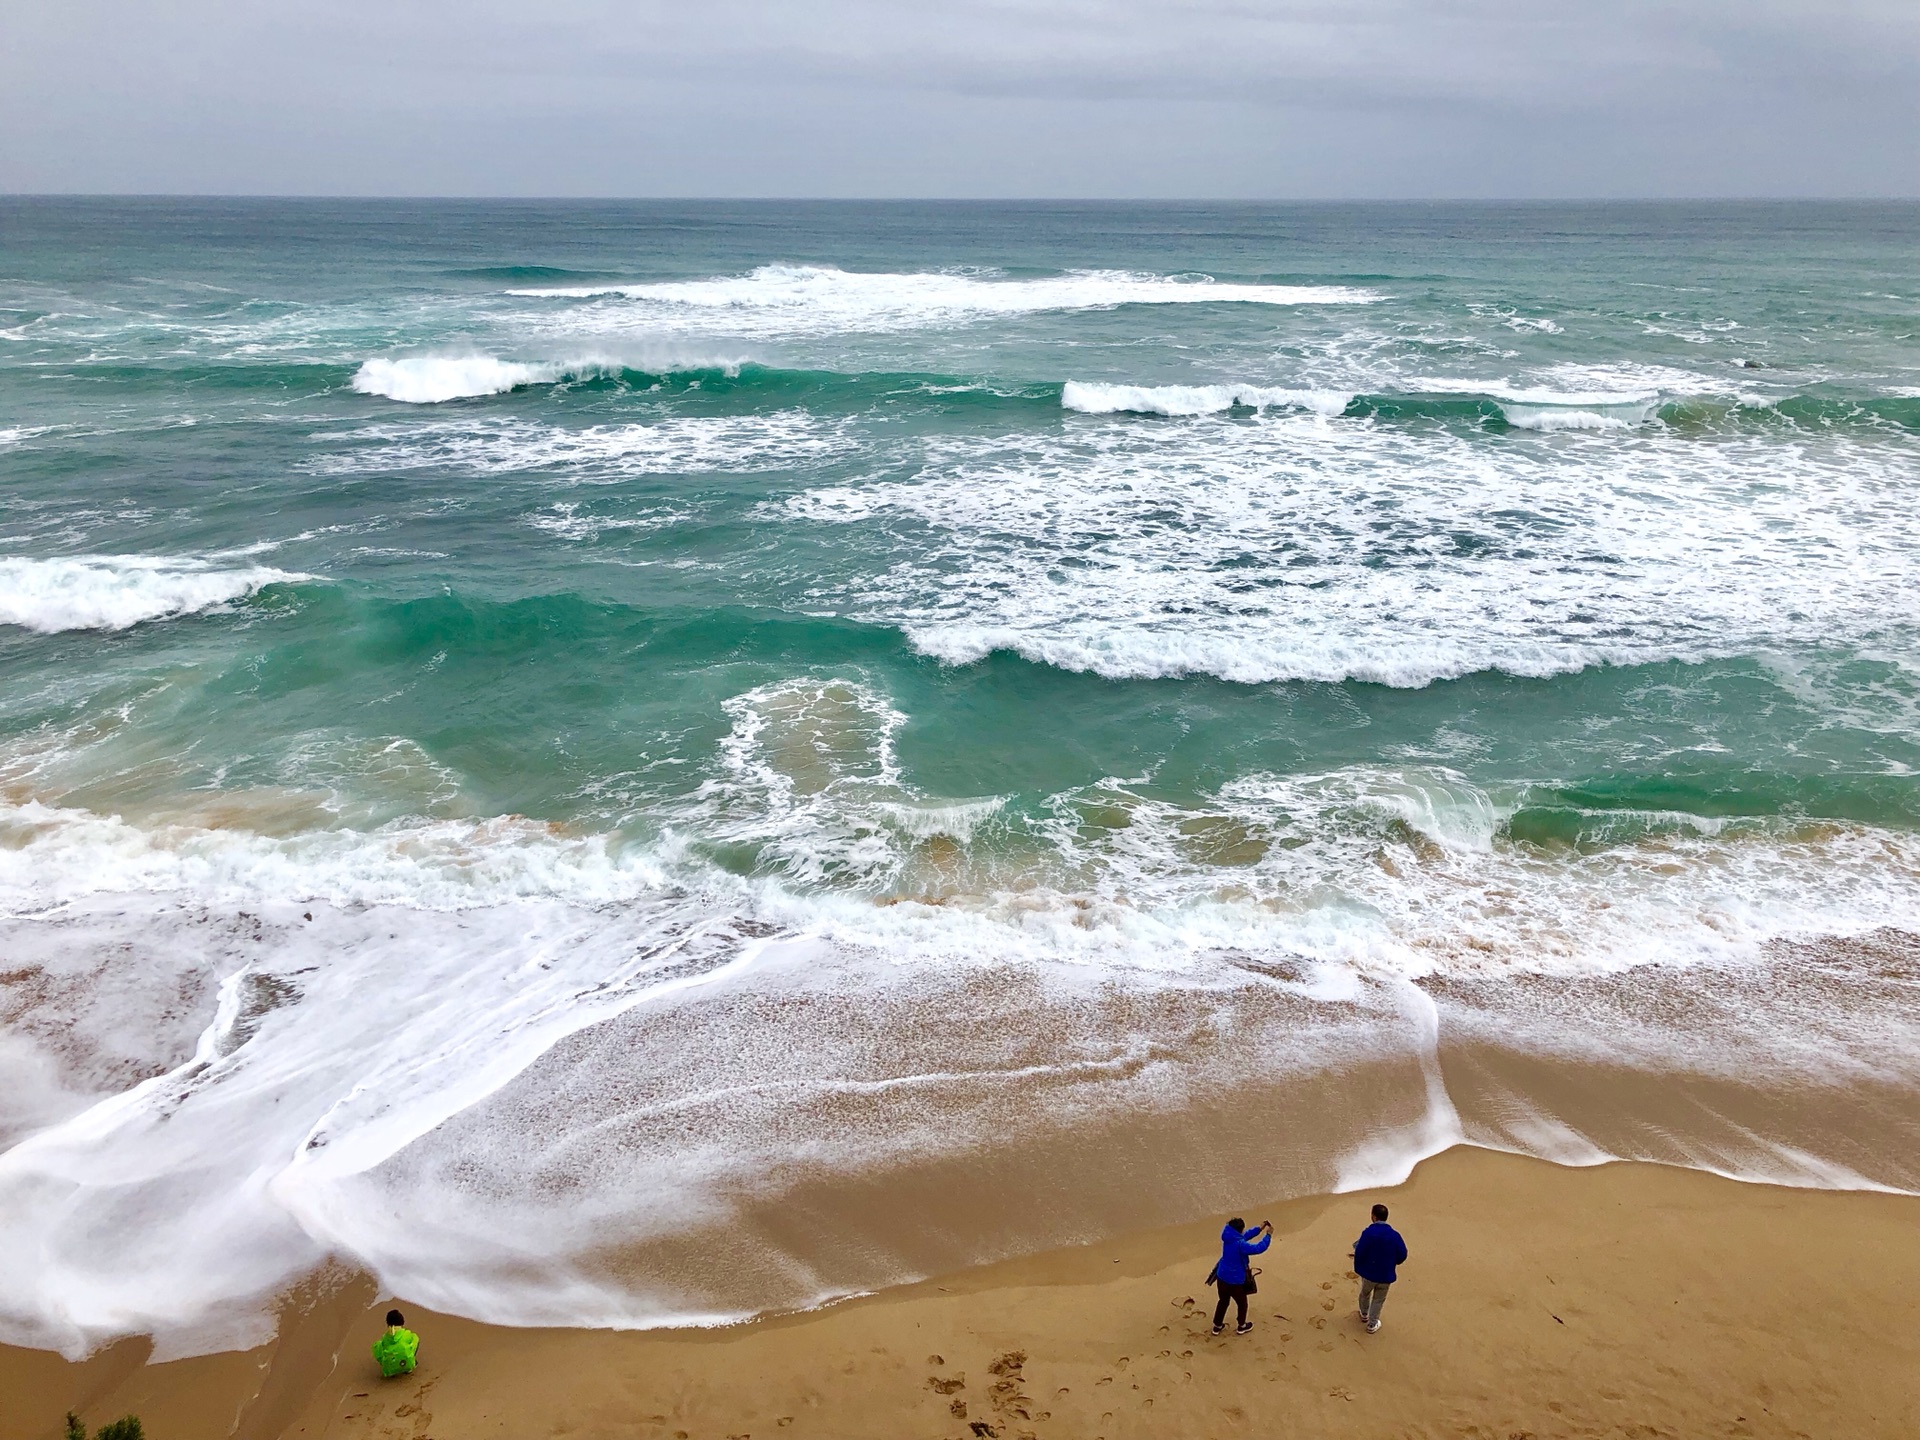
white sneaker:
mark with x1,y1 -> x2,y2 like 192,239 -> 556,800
1365,1319 -> 1381,1334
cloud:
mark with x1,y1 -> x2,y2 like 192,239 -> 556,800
3,0 -> 1917,195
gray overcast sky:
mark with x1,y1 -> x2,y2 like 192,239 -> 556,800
5,0 -> 1918,197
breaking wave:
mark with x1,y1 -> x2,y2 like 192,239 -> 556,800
349,355 -> 612,404
506,264 -> 1380,338
0,556 -> 311,634
1062,382 -> 1354,417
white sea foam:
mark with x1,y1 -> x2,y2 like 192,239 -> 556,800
350,355 -> 609,403
310,411 -> 853,479
1394,362 -> 1737,423
784,405 -> 1920,687
506,264 -> 1378,339
0,555 -> 311,634
1061,381 -> 1353,417
525,502 -> 686,542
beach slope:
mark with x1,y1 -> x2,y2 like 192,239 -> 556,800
9,1146 -> 1917,1440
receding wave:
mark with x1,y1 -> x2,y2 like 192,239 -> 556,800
0,555 -> 311,633
2,700 -> 1919,1353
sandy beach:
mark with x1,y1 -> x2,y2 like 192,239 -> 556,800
9,1146 -> 1916,1440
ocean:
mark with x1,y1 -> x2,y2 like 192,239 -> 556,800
2,197 -> 1919,1357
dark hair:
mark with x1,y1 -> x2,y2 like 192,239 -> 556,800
1226,1217 -> 1245,1232
386,1309 -> 405,1326
1371,1204 -> 1389,1221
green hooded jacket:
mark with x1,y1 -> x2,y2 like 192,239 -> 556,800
373,1326 -> 419,1378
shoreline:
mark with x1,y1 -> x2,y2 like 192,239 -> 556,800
9,1146 -> 1919,1440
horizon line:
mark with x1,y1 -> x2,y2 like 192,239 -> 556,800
5,192 -> 1920,205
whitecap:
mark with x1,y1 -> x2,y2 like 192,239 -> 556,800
506,264 -> 1379,338
1500,405 -> 1650,432
1061,381 -> 1352,418
0,556 -> 312,634
350,355 -> 608,404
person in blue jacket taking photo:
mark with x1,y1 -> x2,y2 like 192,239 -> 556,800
1352,1203 -> 1409,1333
1208,1216 -> 1272,1334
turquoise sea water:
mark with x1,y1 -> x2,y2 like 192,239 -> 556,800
3,199 -> 1919,1352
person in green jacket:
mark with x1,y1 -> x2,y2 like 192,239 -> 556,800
373,1309 -> 420,1377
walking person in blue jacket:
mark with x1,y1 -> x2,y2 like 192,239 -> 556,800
1352,1203 -> 1408,1333
1209,1217 -> 1272,1335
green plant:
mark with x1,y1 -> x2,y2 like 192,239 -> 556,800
63,1417 -> 143,1440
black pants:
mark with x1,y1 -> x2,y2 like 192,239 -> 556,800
1212,1282 -> 1250,1328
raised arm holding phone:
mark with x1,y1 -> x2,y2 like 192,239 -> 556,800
1208,1217 -> 1273,1335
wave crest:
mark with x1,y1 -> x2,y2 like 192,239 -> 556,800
1062,382 -> 1353,418
350,356 -> 606,404
0,556 -> 311,634
506,265 -> 1379,338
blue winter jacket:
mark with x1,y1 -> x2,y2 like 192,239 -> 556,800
1215,1224 -> 1271,1286
1352,1222 -> 1408,1284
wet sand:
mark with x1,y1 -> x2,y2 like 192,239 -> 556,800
9,1146 -> 1917,1440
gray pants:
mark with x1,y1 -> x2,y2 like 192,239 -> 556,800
1358,1278 -> 1392,1324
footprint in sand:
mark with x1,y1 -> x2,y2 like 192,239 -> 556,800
951,1400 -> 968,1418
928,1374 -> 966,1395
985,1351 -> 1035,1428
